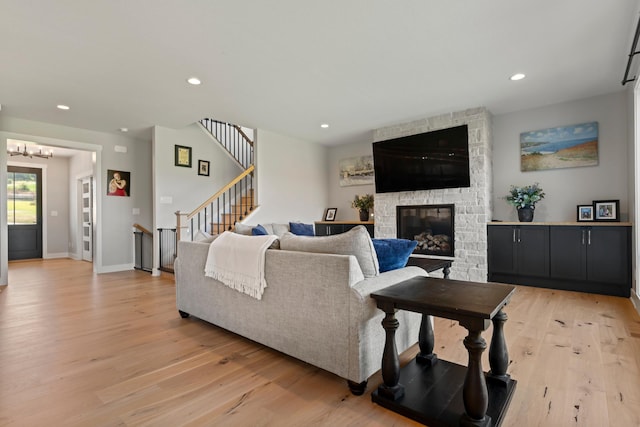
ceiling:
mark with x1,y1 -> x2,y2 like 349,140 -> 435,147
1,1 -> 639,146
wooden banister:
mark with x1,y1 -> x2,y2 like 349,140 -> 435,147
133,223 -> 153,235
186,165 -> 255,221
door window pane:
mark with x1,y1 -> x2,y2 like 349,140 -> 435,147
7,172 -> 37,225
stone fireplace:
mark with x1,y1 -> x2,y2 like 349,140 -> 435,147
373,107 -> 493,282
397,204 -> 454,258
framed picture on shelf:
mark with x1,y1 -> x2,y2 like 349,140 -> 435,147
324,208 -> 337,221
198,160 -> 210,176
593,200 -> 620,222
175,145 -> 192,167
576,205 -> 594,222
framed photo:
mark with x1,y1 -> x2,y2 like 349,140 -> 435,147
175,145 -> 192,167
577,205 -> 594,222
198,160 -> 210,176
593,200 -> 620,222
107,170 -> 130,197
324,208 -> 337,221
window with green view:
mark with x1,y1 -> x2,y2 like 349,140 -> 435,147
7,172 -> 37,225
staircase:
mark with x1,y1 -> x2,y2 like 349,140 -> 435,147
175,119 -> 256,241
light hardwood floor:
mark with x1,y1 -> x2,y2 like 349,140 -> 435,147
1,259 -> 639,426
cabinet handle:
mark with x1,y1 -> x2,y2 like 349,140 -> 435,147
588,229 -> 591,245
513,228 -> 516,243
581,229 -> 585,245
517,229 -> 521,243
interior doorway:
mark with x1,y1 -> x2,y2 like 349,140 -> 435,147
81,176 -> 93,262
7,166 -> 43,260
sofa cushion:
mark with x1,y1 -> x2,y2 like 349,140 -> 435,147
280,225 -> 379,277
289,222 -> 315,236
372,238 -> 418,272
234,222 -> 253,235
252,224 -> 269,235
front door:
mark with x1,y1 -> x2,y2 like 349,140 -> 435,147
81,176 -> 93,261
7,166 -> 43,260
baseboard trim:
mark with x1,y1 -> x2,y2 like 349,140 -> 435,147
97,263 -> 134,274
631,291 -> 640,316
44,252 -> 70,259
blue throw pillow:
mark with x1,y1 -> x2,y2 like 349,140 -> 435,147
289,222 -> 315,236
372,238 -> 418,272
251,224 -> 269,235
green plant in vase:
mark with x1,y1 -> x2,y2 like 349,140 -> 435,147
352,194 -> 374,221
504,183 -> 545,222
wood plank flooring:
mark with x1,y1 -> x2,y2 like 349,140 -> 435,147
1,259 -> 639,426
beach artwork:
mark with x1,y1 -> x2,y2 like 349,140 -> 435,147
520,122 -> 599,171
339,155 -> 374,186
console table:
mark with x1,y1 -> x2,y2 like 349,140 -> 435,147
371,277 -> 517,426
314,221 -> 374,238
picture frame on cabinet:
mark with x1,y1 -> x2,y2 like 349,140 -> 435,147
324,208 -> 337,221
593,200 -> 620,222
577,205 -> 594,222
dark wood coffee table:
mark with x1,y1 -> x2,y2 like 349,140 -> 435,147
405,256 -> 452,279
371,277 -> 517,427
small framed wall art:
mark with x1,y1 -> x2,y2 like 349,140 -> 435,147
324,208 -> 337,221
576,205 -> 593,222
175,145 -> 192,167
593,200 -> 620,222
198,160 -> 210,176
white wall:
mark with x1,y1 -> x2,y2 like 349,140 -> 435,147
249,129 -> 328,224
492,91 -> 629,222
327,140 -> 376,221
153,123 -> 244,231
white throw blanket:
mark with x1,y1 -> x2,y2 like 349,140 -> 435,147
204,231 -> 278,300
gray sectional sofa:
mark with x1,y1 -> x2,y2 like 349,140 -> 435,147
174,225 -> 427,394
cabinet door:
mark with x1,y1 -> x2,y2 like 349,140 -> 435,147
586,227 -> 629,285
487,226 -> 517,275
516,226 -> 549,277
549,226 -> 585,280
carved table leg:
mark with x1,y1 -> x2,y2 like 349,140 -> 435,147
460,330 -> 491,427
443,264 -> 451,279
416,314 -> 437,366
377,309 -> 404,400
488,309 -> 510,385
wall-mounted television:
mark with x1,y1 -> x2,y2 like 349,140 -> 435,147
372,125 -> 470,193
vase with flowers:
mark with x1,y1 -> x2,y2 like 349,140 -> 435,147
504,183 -> 545,222
352,194 -> 374,221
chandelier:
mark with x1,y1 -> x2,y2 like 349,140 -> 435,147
7,144 -> 53,159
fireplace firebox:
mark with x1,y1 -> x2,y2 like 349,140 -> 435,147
397,204 -> 454,258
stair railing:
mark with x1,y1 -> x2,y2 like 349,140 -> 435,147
200,118 -> 254,168
133,223 -> 153,273
175,165 -> 255,241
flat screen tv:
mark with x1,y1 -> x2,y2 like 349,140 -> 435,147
373,125 -> 470,193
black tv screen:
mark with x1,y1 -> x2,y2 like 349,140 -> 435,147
373,125 -> 470,193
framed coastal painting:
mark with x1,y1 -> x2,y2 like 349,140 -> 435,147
339,155 -> 374,187
520,122 -> 598,172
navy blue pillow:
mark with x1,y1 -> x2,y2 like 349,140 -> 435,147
289,222 -> 315,236
372,238 -> 418,272
251,224 -> 269,235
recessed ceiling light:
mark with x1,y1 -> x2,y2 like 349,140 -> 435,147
187,77 -> 201,85
320,123 -> 329,129
119,127 -> 128,132
509,73 -> 526,81
57,104 -> 70,110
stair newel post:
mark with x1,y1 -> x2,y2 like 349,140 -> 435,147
175,211 -> 182,242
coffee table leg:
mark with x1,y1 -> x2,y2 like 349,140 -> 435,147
488,309 -> 510,384
460,330 -> 490,427
377,309 -> 404,400
417,314 -> 437,366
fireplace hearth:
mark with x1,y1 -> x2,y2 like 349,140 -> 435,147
397,204 -> 454,258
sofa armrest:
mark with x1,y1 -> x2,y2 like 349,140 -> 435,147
350,266 -> 428,302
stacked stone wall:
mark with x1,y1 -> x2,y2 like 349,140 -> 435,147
373,107 -> 493,282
